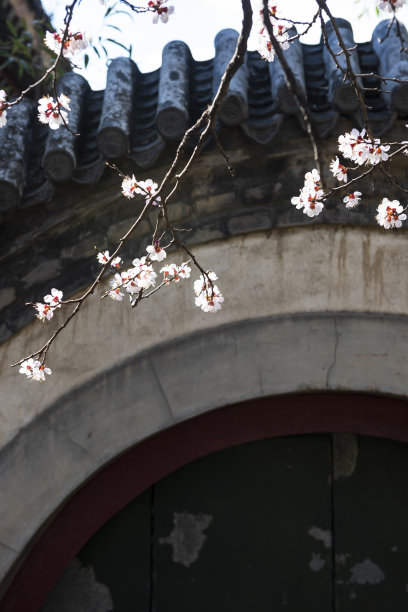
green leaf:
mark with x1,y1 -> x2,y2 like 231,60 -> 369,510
84,53 -> 89,68
106,38 -> 130,52
6,20 -> 18,38
105,24 -> 122,32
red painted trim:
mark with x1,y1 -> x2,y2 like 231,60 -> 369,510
1,392 -> 408,611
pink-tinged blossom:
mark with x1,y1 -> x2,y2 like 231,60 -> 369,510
44,288 -> 63,306
38,94 -> 70,130
375,198 -> 407,229
44,30 -> 89,57
19,359 -> 52,381
377,0 -> 404,11
343,192 -> 362,209
148,0 -> 174,23
146,243 -> 167,262
0,90 -> 7,128
330,157 -> 348,182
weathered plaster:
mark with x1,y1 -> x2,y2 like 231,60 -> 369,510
0,226 -> 408,591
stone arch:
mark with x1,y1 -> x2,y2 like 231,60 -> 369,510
1,311 -> 408,609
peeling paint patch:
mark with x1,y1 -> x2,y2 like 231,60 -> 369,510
333,433 -> 358,480
159,511 -> 213,567
309,552 -> 325,572
42,558 -> 113,612
308,526 -> 332,549
348,559 -> 385,585
336,552 -> 351,566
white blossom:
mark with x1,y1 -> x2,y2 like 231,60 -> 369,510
343,192 -> 362,209
377,0 -> 404,12
291,169 -> 324,217
35,303 -> 54,321
108,287 -> 125,301
34,288 -> 63,321
375,198 -> 407,229
161,263 -> 191,283
19,358 -> 51,381
0,90 -> 7,128
330,157 -> 348,182
338,128 -> 389,166
253,2 -> 291,62
111,256 -> 122,268
303,195 -> 324,217
135,179 -> 161,205
193,272 -> 223,313
98,251 -> 122,268
38,94 -> 70,130
146,243 -> 167,262
121,175 -> 139,199
44,288 -> 63,306
149,0 -> 174,23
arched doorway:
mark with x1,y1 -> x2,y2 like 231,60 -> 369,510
2,393 -> 408,611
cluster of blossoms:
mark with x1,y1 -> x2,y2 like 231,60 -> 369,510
375,198 -> 407,229
105,246 -> 192,302
194,272 -> 224,313
338,128 -> 390,166
33,288 -> 63,321
377,0 -> 405,12
291,169 -> 325,217
97,245 -> 223,313
122,176 -> 161,205
161,262 -> 191,284
38,94 -> 71,130
148,0 -> 174,23
44,29 -> 89,57
253,2 -> 290,62
108,255 -> 158,301
0,90 -> 7,128
19,359 -> 52,382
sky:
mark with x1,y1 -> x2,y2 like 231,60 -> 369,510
41,0 -> 408,90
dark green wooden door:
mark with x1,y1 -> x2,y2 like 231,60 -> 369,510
42,434 -> 408,611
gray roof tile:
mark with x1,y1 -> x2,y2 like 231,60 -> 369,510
0,19 -> 407,212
